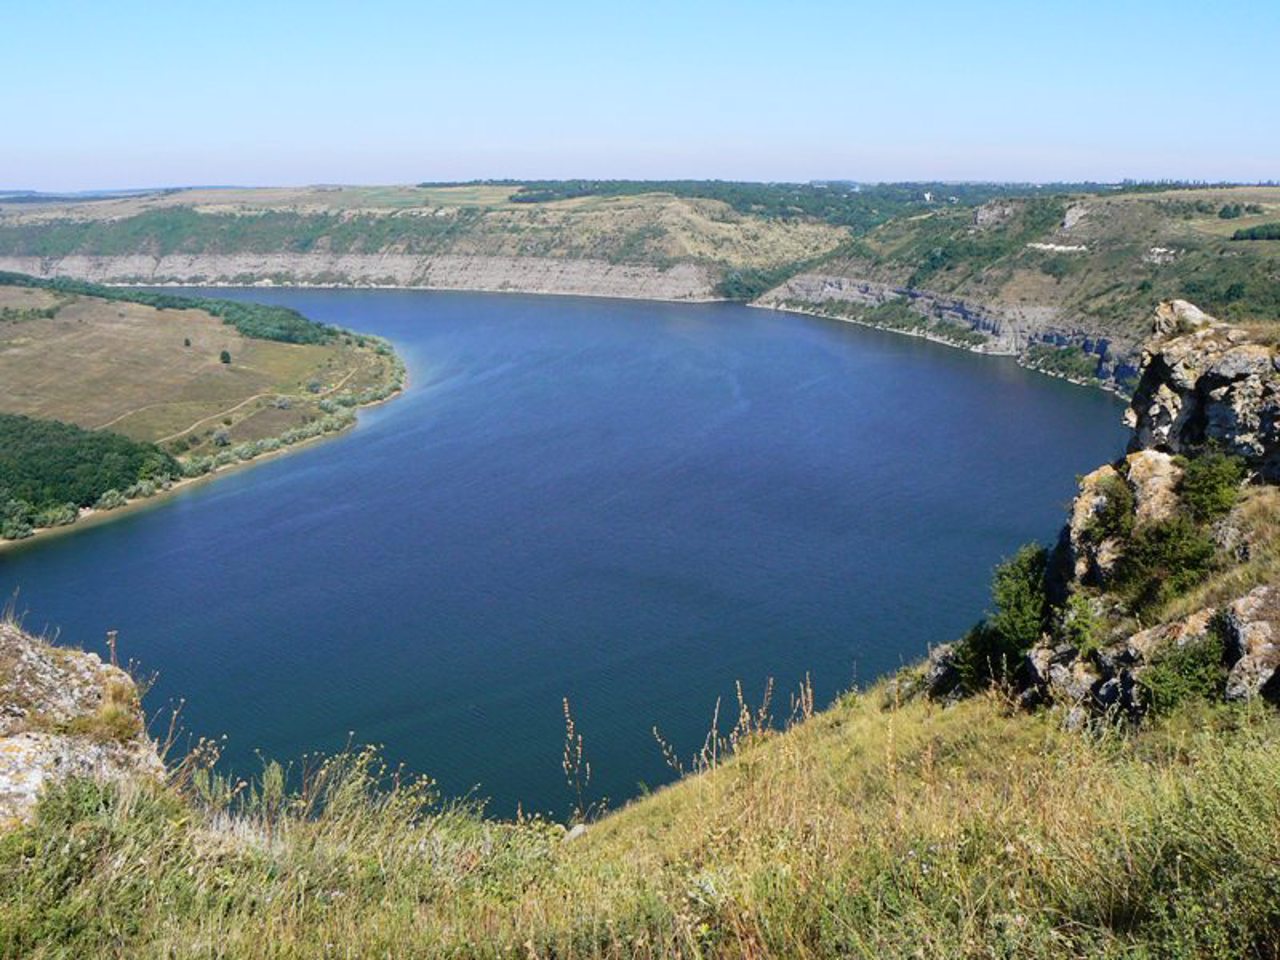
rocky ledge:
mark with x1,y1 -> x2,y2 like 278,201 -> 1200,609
919,301 -> 1280,723
1128,299 -> 1280,480
0,623 -> 162,827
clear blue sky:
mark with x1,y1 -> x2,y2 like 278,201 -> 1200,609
3,0 -> 1277,189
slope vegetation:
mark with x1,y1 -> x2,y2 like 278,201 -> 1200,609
764,186 -> 1280,388
0,275 -> 402,543
0,186 -> 850,300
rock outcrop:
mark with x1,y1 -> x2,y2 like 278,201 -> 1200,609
1223,586 -> 1280,701
1126,300 -> 1280,479
0,623 -> 162,827
758,272 -> 1140,388
974,302 -> 1280,721
0,254 -> 718,302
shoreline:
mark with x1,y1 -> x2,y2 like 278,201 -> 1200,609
98,278 -> 727,306
121,279 -> 1125,397
752,301 -> 1131,399
0,357 -> 407,556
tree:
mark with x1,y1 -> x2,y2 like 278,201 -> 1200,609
219,350 -> 232,364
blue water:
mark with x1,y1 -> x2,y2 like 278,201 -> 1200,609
0,290 -> 1127,815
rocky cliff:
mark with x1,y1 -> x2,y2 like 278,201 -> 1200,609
920,301 -> 1280,722
0,623 -> 162,826
758,271 -> 1141,388
0,254 -> 718,302
1127,300 -> 1280,480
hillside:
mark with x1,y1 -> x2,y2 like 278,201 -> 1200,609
0,275 -> 403,543
0,185 -> 850,301
2,182 -> 1277,392
3,302 -> 1280,956
762,186 -> 1280,389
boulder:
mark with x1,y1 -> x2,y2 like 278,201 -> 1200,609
924,643 -> 962,699
1223,586 -> 1280,702
0,623 -> 162,827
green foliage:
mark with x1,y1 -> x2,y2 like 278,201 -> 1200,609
1114,516 -> 1217,614
1060,592 -> 1103,654
1218,203 -> 1264,220
1023,343 -> 1100,382
0,272 -> 337,345
716,261 -> 812,300
957,544 -> 1049,688
219,349 -> 232,364
0,304 -> 59,323
1081,471 -> 1135,544
0,414 -> 176,537
1178,450 -> 1247,522
1137,625 -> 1228,714
1231,222 -> 1280,241
1037,254 -> 1079,280
498,180 -> 1093,234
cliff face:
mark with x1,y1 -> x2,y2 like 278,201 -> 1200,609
0,624 -> 162,826
1027,302 -> 1280,720
1127,300 -> 1280,480
0,254 -> 718,302
759,271 -> 1142,388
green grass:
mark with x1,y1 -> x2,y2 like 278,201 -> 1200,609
3,689 -> 1279,958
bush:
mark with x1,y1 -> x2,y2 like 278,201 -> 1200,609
1082,471 -> 1135,544
1178,450 -> 1247,522
1060,592 -> 1103,654
956,544 -> 1049,688
94,489 -> 127,511
1137,625 -> 1227,714
1114,517 -> 1216,614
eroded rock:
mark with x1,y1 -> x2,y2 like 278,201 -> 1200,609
0,623 -> 162,827
1127,303 -> 1280,479
1223,586 -> 1280,702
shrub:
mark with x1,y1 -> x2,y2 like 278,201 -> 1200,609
1137,624 -> 1228,714
1178,450 -> 1247,522
956,544 -> 1049,688
220,349 -> 232,365
1114,517 -> 1216,614
94,489 -> 127,511
1082,471 -> 1135,544
1060,592 -> 1103,654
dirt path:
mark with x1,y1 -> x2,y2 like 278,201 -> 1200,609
136,365 -> 364,444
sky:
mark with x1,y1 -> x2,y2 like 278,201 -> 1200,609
2,0 -> 1277,190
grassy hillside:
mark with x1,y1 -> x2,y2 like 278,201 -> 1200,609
768,186 -> 1280,387
0,274 -> 402,542
0,185 -> 849,280
0,276 -> 397,455
2,666 -> 1277,957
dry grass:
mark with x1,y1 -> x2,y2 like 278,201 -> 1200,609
0,290 -> 395,452
1159,485 -> 1280,620
2,681 -> 1278,958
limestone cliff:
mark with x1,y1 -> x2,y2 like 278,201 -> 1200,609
0,254 -> 718,302
1126,300 -> 1280,480
0,623 -> 162,826
758,271 -> 1141,389
1025,302 -> 1279,718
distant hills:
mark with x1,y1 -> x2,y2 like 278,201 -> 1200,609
0,180 -> 1276,389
